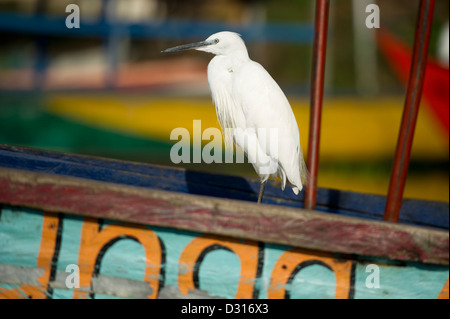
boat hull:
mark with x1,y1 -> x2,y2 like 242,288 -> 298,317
0,205 -> 448,299
0,145 -> 448,299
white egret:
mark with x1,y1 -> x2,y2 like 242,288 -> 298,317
162,31 -> 308,203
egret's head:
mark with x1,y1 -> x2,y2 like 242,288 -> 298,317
162,31 -> 248,58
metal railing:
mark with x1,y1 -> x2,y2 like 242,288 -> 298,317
304,0 -> 436,223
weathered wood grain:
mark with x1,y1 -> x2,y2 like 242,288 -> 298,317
0,167 -> 448,265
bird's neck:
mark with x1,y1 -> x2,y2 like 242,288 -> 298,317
223,51 -> 250,67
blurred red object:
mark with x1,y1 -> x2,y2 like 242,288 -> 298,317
377,29 -> 449,141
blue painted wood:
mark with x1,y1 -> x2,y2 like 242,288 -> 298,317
0,144 -> 448,230
0,12 -> 313,44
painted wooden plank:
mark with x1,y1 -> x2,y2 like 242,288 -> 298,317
0,206 -> 448,299
0,144 -> 448,229
0,167 -> 448,265
0,265 -> 154,299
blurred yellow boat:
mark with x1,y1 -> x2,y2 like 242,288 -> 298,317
43,94 -> 448,202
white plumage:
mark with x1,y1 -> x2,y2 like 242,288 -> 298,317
163,31 -> 308,202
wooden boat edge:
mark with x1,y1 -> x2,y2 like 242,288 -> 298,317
1,166 -> 448,266
1,143 -> 448,230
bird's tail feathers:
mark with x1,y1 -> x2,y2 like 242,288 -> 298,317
279,167 -> 286,191
300,157 -> 310,186
290,157 -> 309,195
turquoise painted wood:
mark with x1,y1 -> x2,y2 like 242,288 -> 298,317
0,205 -> 447,299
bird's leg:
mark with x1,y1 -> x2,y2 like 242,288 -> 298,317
257,180 -> 267,204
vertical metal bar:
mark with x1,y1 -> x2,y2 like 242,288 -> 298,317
384,0 -> 435,222
304,0 -> 330,210
101,0 -> 119,89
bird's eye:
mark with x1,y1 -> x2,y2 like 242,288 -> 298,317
214,38 -> 219,44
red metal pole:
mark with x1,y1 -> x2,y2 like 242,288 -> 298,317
304,0 -> 330,210
384,0 -> 435,222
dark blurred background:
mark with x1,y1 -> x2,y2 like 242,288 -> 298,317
0,0 -> 448,202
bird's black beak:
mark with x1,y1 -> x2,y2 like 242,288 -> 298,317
161,39 -> 216,53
